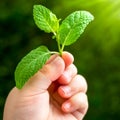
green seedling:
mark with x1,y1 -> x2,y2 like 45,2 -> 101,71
15,4 -> 94,89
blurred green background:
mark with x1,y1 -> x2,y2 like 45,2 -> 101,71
0,0 -> 120,119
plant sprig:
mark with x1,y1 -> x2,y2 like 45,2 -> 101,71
15,4 -> 94,89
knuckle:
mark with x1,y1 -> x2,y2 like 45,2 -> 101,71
70,64 -> 78,74
82,93 -> 89,114
79,93 -> 88,108
78,75 -> 88,93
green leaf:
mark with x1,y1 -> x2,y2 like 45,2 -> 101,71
15,46 -> 51,89
33,5 -> 59,34
58,11 -> 94,46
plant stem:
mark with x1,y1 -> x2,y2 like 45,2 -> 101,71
50,51 -> 59,55
61,43 -> 65,53
58,42 -> 62,55
56,34 -> 62,56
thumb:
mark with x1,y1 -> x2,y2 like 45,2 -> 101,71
22,55 -> 65,93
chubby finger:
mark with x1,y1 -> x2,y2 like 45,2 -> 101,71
61,92 -> 88,114
58,64 -> 77,84
62,51 -> 74,67
58,75 -> 87,98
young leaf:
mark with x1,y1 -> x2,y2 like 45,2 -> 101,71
15,46 -> 51,89
33,5 -> 59,34
57,11 -> 94,47
14,4 -> 94,89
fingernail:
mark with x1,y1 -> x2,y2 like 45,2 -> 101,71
50,56 -> 62,65
63,102 -> 71,112
46,54 -> 58,64
61,86 -> 71,97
